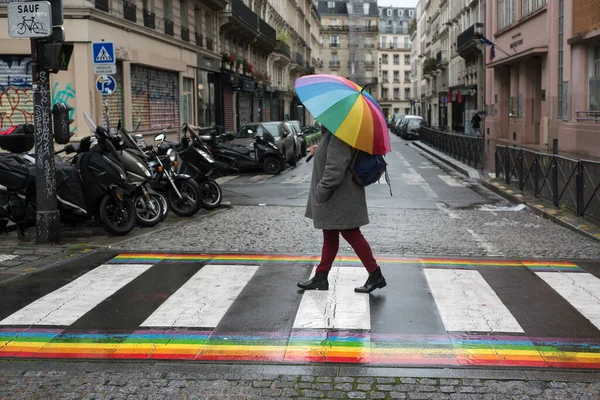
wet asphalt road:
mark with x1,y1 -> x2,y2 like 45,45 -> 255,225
216,134 -> 496,209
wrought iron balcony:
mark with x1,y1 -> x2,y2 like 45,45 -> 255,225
329,60 -> 340,68
231,0 -> 258,30
95,0 -> 109,12
294,52 -> 304,66
123,1 -> 136,22
164,18 -> 174,36
143,10 -> 155,29
196,33 -> 203,47
365,61 -> 375,69
259,18 -> 276,44
181,26 -> 190,42
457,24 -> 481,59
274,40 -> 291,57
206,37 -> 214,51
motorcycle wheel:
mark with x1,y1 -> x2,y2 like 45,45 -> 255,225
155,191 -> 170,221
167,179 -> 203,217
99,195 -> 136,236
199,178 -> 222,209
134,193 -> 164,228
263,156 -> 283,174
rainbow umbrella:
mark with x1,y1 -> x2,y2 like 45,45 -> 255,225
295,74 -> 390,155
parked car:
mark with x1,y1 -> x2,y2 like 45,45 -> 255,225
398,116 -> 424,139
392,114 -> 406,135
284,121 -> 305,158
231,122 -> 298,167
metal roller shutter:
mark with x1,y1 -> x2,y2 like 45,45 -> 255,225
0,56 -> 33,131
131,64 -> 179,131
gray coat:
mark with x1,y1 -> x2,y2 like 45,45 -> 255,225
305,132 -> 369,230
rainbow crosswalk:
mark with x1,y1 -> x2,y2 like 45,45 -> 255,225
0,252 -> 598,369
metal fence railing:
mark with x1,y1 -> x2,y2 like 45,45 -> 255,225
420,127 -> 484,169
495,145 -> 600,222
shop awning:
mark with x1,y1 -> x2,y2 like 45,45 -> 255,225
486,46 -> 548,68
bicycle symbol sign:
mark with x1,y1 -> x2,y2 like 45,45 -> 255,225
7,1 -> 52,38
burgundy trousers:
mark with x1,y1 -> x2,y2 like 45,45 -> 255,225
315,228 -> 378,274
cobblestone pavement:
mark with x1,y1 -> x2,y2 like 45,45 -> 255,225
0,245 -> 80,283
2,365 -> 599,400
116,205 -> 600,259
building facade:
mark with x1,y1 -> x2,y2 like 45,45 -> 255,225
316,1 -> 379,98
413,0 -> 484,133
378,6 -> 415,117
0,0 -> 318,140
484,0 -> 600,167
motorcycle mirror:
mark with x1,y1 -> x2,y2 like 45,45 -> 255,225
162,128 -> 167,134
134,134 -> 143,141
155,133 -> 166,142
83,111 -> 97,133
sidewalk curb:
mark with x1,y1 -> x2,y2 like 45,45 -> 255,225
411,141 -> 482,179
482,180 -> 600,243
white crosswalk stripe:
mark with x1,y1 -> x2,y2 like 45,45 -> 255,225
246,174 -> 272,184
215,175 -> 239,185
438,175 -> 466,187
0,254 -> 18,263
293,267 -> 370,330
424,269 -> 524,333
535,272 -> 600,330
0,264 -> 152,326
141,264 -> 259,328
282,173 -> 311,184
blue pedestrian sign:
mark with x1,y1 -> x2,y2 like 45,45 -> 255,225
96,75 -> 116,96
92,42 -> 115,64
92,41 -> 116,74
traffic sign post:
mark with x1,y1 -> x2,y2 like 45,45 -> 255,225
96,75 -> 117,96
92,41 -> 116,74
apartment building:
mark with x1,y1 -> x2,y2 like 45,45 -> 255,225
378,6 -> 415,117
0,0 -> 318,137
484,0 -> 600,166
413,0 -> 484,132
316,0 -> 379,98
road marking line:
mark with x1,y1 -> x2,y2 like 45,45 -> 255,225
0,254 -> 18,263
215,175 -> 239,184
293,267 -> 370,330
282,173 -> 311,184
0,264 -> 153,326
422,185 -> 439,198
247,174 -> 271,183
402,174 -> 427,185
140,264 -> 259,328
466,229 -> 504,257
402,161 -> 411,167
424,269 -> 524,333
438,175 -> 466,187
535,272 -> 600,330
436,202 -> 461,219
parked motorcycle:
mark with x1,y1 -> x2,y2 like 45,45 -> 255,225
199,127 -> 285,175
141,133 -> 203,218
0,120 -> 137,237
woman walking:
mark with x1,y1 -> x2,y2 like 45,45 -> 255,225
297,127 -> 386,294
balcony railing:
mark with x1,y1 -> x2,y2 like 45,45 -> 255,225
181,26 -> 190,42
364,43 -> 375,48
380,26 -> 409,35
143,9 -> 155,29
164,18 -> 174,36
323,24 -> 349,31
123,1 -> 136,22
259,18 -> 276,43
329,60 -> 340,67
457,24 -> 476,50
206,37 -> 214,51
195,33 -> 203,47
364,61 -> 375,68
95,0 -> 109,12
231,0 -> 258,30
275,40 -> 291,57
330,43 -> 340,48
294,52 -> 304,66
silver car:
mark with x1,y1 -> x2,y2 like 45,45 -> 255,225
285,121 -> 305,158
232,122 -> 298,167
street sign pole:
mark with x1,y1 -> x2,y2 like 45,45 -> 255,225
31,38 -> 60,243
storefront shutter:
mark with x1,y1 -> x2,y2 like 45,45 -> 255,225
0,56 -> 33,131
131,64 -> 180,131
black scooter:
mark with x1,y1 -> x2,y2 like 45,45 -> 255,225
201,128 -> 285,175
0,120 -> 137,237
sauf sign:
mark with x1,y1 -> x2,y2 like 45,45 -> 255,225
7,1 -> 53,38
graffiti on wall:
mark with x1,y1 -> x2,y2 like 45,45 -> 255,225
131,65 -> 179,131
0,56 -> 33,131
51,82 -> 77,133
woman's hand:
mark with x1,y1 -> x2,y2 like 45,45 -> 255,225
309,145 -> 318,156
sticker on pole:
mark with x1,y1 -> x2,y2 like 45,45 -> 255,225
7,1 -> 52,38
96,75 -> 116,96
92,41 -> 116,74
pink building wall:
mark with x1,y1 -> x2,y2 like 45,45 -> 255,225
484,0 -> 600,170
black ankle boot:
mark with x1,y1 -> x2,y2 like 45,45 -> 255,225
297,272 -> 329,290
354,267 -> 387,293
